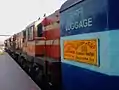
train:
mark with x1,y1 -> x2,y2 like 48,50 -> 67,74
4,0 -> 119,90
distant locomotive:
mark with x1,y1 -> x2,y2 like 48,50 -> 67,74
4,0 -> 119,90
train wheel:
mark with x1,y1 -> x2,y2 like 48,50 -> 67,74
24,61 -> 33,76
14,54 -> 18,61
17,55 -> 21,64
22,59 -> 27,69
18,57 -> 25,67
30,63 -> 41,81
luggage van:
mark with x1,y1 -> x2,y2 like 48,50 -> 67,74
60,0 -> 119,90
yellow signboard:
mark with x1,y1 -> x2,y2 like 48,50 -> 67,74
63,39 -> 99,66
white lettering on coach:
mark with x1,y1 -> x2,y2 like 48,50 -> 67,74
65,7 -> 93,31
66,18 -> 93,31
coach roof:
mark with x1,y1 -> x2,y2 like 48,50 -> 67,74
60,0 -> 83,13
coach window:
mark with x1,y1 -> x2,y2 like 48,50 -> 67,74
30,26 -> 34,40
23,30 -> 26,42
28,28 -> 31,40
26,29 -> 29,41
23,30 -> 26,39
28,26 -> 34,40
27,28 -> 30,40
37,23 -> 42,37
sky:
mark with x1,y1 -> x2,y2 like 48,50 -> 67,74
0,0 -> 67,43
